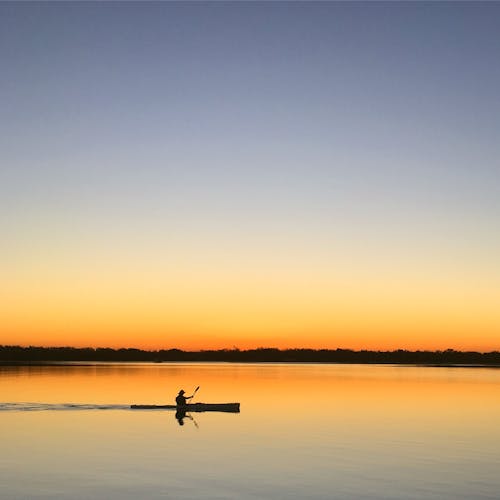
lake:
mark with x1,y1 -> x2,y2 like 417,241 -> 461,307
1,363 -> 499,499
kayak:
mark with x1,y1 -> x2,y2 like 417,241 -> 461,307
130,402 -> 240,413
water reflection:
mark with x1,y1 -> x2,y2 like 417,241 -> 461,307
0,363 -> 499,499
175,408 -> 199,428
175,408 -> 187,426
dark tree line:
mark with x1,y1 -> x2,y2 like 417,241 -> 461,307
1,345 -> 499,365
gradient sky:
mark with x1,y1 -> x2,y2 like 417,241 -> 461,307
1,2 -> 499,351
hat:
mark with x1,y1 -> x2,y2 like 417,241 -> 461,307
179,390 -> 185,394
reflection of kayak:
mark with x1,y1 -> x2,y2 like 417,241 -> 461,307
130,403 -> 240,413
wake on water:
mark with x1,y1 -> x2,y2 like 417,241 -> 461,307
0,402 -> 131,411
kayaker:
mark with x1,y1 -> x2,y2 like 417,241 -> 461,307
175,389 -> 193,406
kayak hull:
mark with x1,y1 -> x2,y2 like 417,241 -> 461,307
130,403 -> 240,413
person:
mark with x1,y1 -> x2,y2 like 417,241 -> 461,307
175,389 -> 193,407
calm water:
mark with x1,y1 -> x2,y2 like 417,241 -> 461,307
0,363 -> 499,499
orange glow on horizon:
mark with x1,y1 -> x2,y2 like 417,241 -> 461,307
3,326 -> 499,353
2,251 -> 498,352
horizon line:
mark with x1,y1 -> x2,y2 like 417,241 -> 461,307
2,345 -> 499,354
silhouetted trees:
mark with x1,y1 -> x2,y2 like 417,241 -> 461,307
0,345 -> 499,365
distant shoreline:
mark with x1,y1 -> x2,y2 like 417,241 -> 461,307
1,346 -> 499,366
1,361 -> 499,368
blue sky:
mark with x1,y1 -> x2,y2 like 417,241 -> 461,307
1,2 -> 499,349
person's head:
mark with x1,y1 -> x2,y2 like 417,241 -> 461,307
178,390 -> 185,395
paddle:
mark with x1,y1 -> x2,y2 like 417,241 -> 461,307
186,386 -> 200,428
190,386 -> 200,403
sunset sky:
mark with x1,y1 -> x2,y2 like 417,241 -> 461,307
1,3 -> 499,351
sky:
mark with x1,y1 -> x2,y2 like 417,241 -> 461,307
1,2 -> 499,351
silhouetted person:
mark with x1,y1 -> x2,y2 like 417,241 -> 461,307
175,389 -> 193,407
